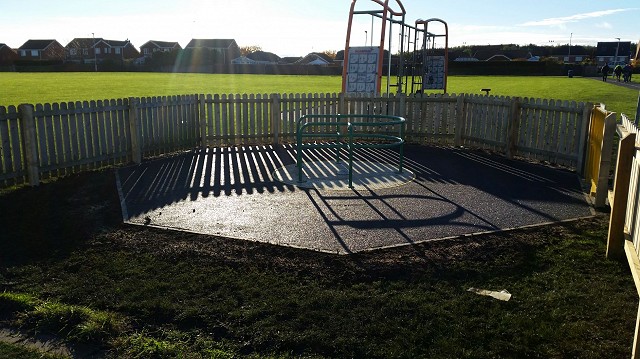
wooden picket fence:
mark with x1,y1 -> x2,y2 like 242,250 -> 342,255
0,92 -> 595,188
605,113 -> 640,358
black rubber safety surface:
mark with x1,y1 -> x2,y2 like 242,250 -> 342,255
116,144 -> 593,254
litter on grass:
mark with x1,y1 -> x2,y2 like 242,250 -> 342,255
468,287 -> 512,301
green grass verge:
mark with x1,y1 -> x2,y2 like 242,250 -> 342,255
0,292 -> 126,344
1,73 -> 637,117
0,342 -> 67,359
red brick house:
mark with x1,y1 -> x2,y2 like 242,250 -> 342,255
66,38 -> 140,64
18,40 -> 65,61
65,38 -> 98,63
140,40 -> 182,58
0,43 -> 17,65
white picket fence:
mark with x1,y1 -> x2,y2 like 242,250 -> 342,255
0,92 -> 593,187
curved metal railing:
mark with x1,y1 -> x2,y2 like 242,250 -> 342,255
296,114 -> 405,188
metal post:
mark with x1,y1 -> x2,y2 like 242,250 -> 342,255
568,32 -> 572,62
92,33 -> 97,72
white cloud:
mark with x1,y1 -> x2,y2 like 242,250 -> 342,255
595,22 -> 613,29
520,9 -> 631,27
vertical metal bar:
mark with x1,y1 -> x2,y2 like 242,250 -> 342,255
399,121 -> 404,173
348,121 -> 354,188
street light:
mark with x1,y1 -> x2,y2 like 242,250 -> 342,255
615,37 -> 621,65
92,32 -> 97,72
568,33 -> 572,62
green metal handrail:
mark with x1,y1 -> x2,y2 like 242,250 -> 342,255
296,114 -> 406,188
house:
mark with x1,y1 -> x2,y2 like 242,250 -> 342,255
231,56 -> 257,64
18,39 -> 65,61
65,38 -> 98,63
99,39 -> 140,61
185,39 -> 241,63
139,40 -> 182,58
279,56 -> 303,64
246,51 -> 280,64
596,41 -> 632,66
471,49 -> 533,61
547,45 -> 592,64
0,43 -> 17,65
298,52 -> 334,66
66,38 -> 140,64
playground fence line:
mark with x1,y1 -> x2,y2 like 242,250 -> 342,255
0,92 -> 596,187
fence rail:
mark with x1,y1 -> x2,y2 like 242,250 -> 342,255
0,92 -> 594,188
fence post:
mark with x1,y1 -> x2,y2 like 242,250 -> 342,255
199,94 -> 207,149
454,94 -> 465,146
606,126 -> 636,259
338,92 -> 346,115
18,104 -> 39,186
594,112 -> 617,208
505,97 -> 521,159
576,103 -> 593,176
271,93 -> 280,145
398,92 -> 406,118
128,97 -> 142,164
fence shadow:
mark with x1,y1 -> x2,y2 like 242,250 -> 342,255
118,144 -> 300,218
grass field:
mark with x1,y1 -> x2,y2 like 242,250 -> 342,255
1,72 -> 637,117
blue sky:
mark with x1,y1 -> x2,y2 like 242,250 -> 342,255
1,0 -> 637,56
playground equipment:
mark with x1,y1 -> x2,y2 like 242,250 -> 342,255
341,0 -> 449,95
296,114 -> 405,188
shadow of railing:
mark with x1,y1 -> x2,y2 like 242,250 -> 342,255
300,145 -> 591,253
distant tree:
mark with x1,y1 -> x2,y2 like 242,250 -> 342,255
321,50 -> 337,59
240,45 -> 262,56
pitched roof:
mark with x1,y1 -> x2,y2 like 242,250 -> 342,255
186,39 -> 237,49
103,39 -> 133,47
141,40 -> 181,49
298,52 -> 333,65
66,38 -> 101,48
279,56 -> 303,64
246,51 -> 280,62
597,41 -> 632,56
19,39 -> 59,50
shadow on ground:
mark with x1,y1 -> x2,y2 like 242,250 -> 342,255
117,144 -> 593,254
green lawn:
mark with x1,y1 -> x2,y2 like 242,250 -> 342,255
1,72 -> 637,117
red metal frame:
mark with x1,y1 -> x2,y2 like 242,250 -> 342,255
341,0 -> 406,94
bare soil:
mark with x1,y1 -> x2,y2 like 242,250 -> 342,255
0,167 -> 607,283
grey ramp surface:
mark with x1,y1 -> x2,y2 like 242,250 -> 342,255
116,144 -> 593,254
